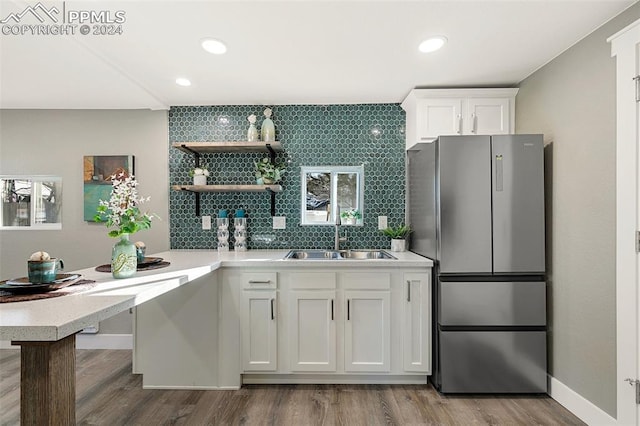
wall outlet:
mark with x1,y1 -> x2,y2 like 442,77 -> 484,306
378,216 -> 388,230
273,216 -> 286,229
202,215 -> 212,230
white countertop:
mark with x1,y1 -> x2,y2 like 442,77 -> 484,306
0,249 -> 432,342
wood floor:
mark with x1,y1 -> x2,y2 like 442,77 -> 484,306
0,349 -> 584,426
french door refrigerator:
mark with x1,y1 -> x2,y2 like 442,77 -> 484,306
408,134 -> 547,393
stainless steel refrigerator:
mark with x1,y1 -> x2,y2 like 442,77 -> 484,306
408,134 -> 547,393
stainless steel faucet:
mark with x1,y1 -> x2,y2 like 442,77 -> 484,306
334,216 -> 347,250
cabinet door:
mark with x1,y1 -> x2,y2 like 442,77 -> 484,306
403,273 -> 431,373
344,290 -> 391,372
465,97 -> 511,135
289,290 -> 337,372
241,290 -> 277,371
416,98 -> 463,140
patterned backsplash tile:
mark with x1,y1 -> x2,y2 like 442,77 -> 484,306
169,104 -> 406,250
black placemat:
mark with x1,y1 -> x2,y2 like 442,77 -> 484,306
0,279 -> 97,303
95,261 -> 171,273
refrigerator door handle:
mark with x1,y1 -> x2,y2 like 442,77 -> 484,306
495,154 -> 504,192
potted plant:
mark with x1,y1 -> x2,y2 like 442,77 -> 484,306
340,208 -> 361,225
381,224 -> 411,252
189,165 -> 210,186
94,173 -> 155,279
254,157 -> 285,184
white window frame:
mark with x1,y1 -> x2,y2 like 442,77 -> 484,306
0,176 -> 62,230
300,165 -> 364,226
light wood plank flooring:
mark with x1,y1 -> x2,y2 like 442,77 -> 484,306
0,349 -> 584,425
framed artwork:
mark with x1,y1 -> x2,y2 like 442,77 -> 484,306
83,155 -> 134,222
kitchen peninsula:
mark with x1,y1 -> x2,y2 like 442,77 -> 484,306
0,250 -> 432,424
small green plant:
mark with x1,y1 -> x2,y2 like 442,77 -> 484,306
340,209 -> 362,220
254,158 -> 285,184
381,224 -> 412,240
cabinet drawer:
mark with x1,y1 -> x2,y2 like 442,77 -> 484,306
241,272 -> 277,289
341,272 -> 390,290
289,272 -> 336,290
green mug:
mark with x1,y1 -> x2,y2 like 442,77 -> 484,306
27,258 -> 64,284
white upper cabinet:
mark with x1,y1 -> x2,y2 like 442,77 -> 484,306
402,88 -> 518,150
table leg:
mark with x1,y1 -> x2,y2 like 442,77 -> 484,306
13,334 -> 76,425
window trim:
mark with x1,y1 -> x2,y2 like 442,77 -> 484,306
300,165 -> 364,226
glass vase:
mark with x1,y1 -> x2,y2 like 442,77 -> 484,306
234,217 -> 247,252
217,218 -> 229,252
111,233 -> 137,279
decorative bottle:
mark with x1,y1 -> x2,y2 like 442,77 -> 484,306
247,114 -> 259,142
234,209 -> 247,252
261,108 -> 275,142
217,210 -> 229,252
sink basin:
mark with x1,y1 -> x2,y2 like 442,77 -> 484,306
284,249 -> 396,260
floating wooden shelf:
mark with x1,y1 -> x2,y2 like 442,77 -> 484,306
171,141 -> 285,216
172,141 -> 283,154
171,184 -> 283,193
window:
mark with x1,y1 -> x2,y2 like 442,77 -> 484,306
1,177 -> 62,230
300,166 -> 364,226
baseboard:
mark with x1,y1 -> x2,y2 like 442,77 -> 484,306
242,374 -> 429,385
142,385 -> 239,390
76,333 -> 133,349
548,375 -> 617,425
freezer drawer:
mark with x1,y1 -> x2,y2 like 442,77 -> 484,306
439,280 -> 546,326
439,330 -> 547,393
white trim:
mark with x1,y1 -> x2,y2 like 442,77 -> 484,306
76,333 -> 133,350
549,376 -> 617,426
142,385 -> 238,390
610,20 -> 640,426
242,374 -> 428,385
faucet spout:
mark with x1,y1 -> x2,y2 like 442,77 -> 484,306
334,216 -> 341,250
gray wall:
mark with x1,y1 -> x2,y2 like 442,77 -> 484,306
0,109 -> 170,333
516,3 -> 640,416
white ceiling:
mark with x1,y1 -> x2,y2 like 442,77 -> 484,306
0,0 -> 635,109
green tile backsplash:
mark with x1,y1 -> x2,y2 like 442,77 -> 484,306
169,104 -> 406,250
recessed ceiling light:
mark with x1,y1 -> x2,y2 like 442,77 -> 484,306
175,77 -> 192,87
201,38 -> 227,55
418,36 -> 447,53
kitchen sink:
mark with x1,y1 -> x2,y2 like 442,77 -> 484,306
284,249 -> 396,260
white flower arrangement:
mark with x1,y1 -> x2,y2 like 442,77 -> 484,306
189,167 -> 210,177
94,173 -> 154,238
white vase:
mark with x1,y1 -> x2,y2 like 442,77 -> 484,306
390,239 -> 406,252
193,175 -> 207,186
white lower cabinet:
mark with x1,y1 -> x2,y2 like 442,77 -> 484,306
240,272 -> 278,372
240,290 -> 277,371
239,268 -> 431,381
402,273 -> 431,373
344,290 -> 391,372
289,290 -> 337,372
